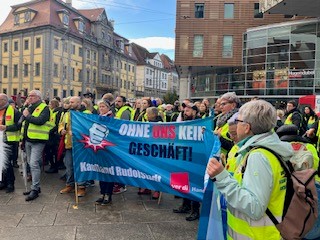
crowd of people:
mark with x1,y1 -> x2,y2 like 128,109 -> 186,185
0,89 -> 319,239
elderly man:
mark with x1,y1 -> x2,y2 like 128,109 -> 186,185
207,100 -> 293,239
21,90 -> 51,201
0,94 -> 21,193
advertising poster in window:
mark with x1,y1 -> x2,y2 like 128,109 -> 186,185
252,70 -> 266,89
274,69 -> 288,89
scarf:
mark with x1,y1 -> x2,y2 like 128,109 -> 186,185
216,108 -> 238,129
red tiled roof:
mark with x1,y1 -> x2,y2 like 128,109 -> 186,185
78,8 -> 105,22
0,0 -> 102,37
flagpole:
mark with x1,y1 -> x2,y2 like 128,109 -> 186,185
73,182 -> 79,209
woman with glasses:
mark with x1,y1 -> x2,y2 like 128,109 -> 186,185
214,92 -> 240,156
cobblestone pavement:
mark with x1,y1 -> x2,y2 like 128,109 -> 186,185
0,165 -> 199,240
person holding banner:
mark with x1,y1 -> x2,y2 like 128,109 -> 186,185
207,100 -> 293,240
173,102 -> 202,221
95,99 -> 115,205
113,96 -> 132,194
59,96 -> 91,197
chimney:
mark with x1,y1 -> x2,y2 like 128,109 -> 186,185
66,0 -> 72,7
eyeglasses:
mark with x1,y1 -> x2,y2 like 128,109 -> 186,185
234,119 -> 246,124
220,102 -> 232,107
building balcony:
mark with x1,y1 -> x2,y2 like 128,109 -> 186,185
260,0 -> 320,17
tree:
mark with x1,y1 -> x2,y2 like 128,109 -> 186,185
163,90 -> 179,104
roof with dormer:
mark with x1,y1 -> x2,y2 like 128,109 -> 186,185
0,0 -> 108,37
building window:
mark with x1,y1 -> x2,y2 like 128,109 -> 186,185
63,90 -> 67,98
24,64 -> 29,77
193,35 -> 204,57
3,65 -> 8,78
54,39 -> 59,50
254,3 -> 263,18
35,62 -> 41,76
71,45 -> 75,55
222,35 -> 233,58
63,14 -> 69,26
79,21 -> 85,33
78,69 -> 82,81
36,38 -> 41,48
13,64 -> 18,78
87,70 -> 90,82
87,50 -> 90,59
13,89 -> 18,95
14,41 -> 18,51
53,63 -> 58,77
224,3 -> 234,19
63,65 -> 67,79
93,51 -> 97,61
3,42 -> 8,53
71,67 -> 75,80
79,47 -> 83,57
132,66 -> 135,73
53,89 -> 58,97
24,11 -> 31,22
195,3 -> 204,18
93,70 -> 96,83
14,14 -> 20,25
3,89 -> 7,94
63,42 -> 67,52
24,40 -> 29,50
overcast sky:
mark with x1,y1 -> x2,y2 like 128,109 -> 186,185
0,0 -> 176,59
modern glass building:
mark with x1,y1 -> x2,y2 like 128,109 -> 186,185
191,18 -> 320,101
243,18 -> 320,99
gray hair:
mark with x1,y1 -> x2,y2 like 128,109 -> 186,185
220,92 -> 240,106
29,90 -> 42,100
146,106 -> 158,116
239,100 -> 276,134
227,112 -> 239,126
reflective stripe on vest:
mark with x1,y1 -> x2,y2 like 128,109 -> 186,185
25,103 -> 51,140
5,105 -> 20,142
227,149 -> 286,240
115,106 -> 133,120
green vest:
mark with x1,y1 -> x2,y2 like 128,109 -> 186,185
5,105 -> 20,142
227,148 -> 286,240
22,103 -> 51,141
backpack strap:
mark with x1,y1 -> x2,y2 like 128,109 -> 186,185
242,146 -> 293,225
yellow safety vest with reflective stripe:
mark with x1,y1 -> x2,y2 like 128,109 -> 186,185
115,106 -> 133,120
215,123 -> 232,155
22,103 -> 51,140
307,116 -> 316,129
227,149 -> 286,240
305,142 -> 320,183
284,113 -> 293,125
48,109 -> 57,130
225,144 -> 239,176
5,105 -> 20,142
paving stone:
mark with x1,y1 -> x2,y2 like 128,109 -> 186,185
41,203 -> 69,214
76,223 -> 154,240
122,209 -> 182,223
0,204 -> 43,214
18,213 -> 57,227
0,226 -> 76,240
55,211 -> 122,226
148,221 -> 198,240
0,214 -> 23,228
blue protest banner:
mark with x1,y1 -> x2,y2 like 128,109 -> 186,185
71,111 -> 217,202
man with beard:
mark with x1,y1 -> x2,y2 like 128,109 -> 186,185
113,96 -> 133,194
173,102 -> 201,221
59,96 -> 90,197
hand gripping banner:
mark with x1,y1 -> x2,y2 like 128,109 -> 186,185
71,111 -> 216,202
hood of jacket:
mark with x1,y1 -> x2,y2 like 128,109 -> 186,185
237,131 -> 293,162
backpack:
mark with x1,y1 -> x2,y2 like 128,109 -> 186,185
245,146 -> 318,239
